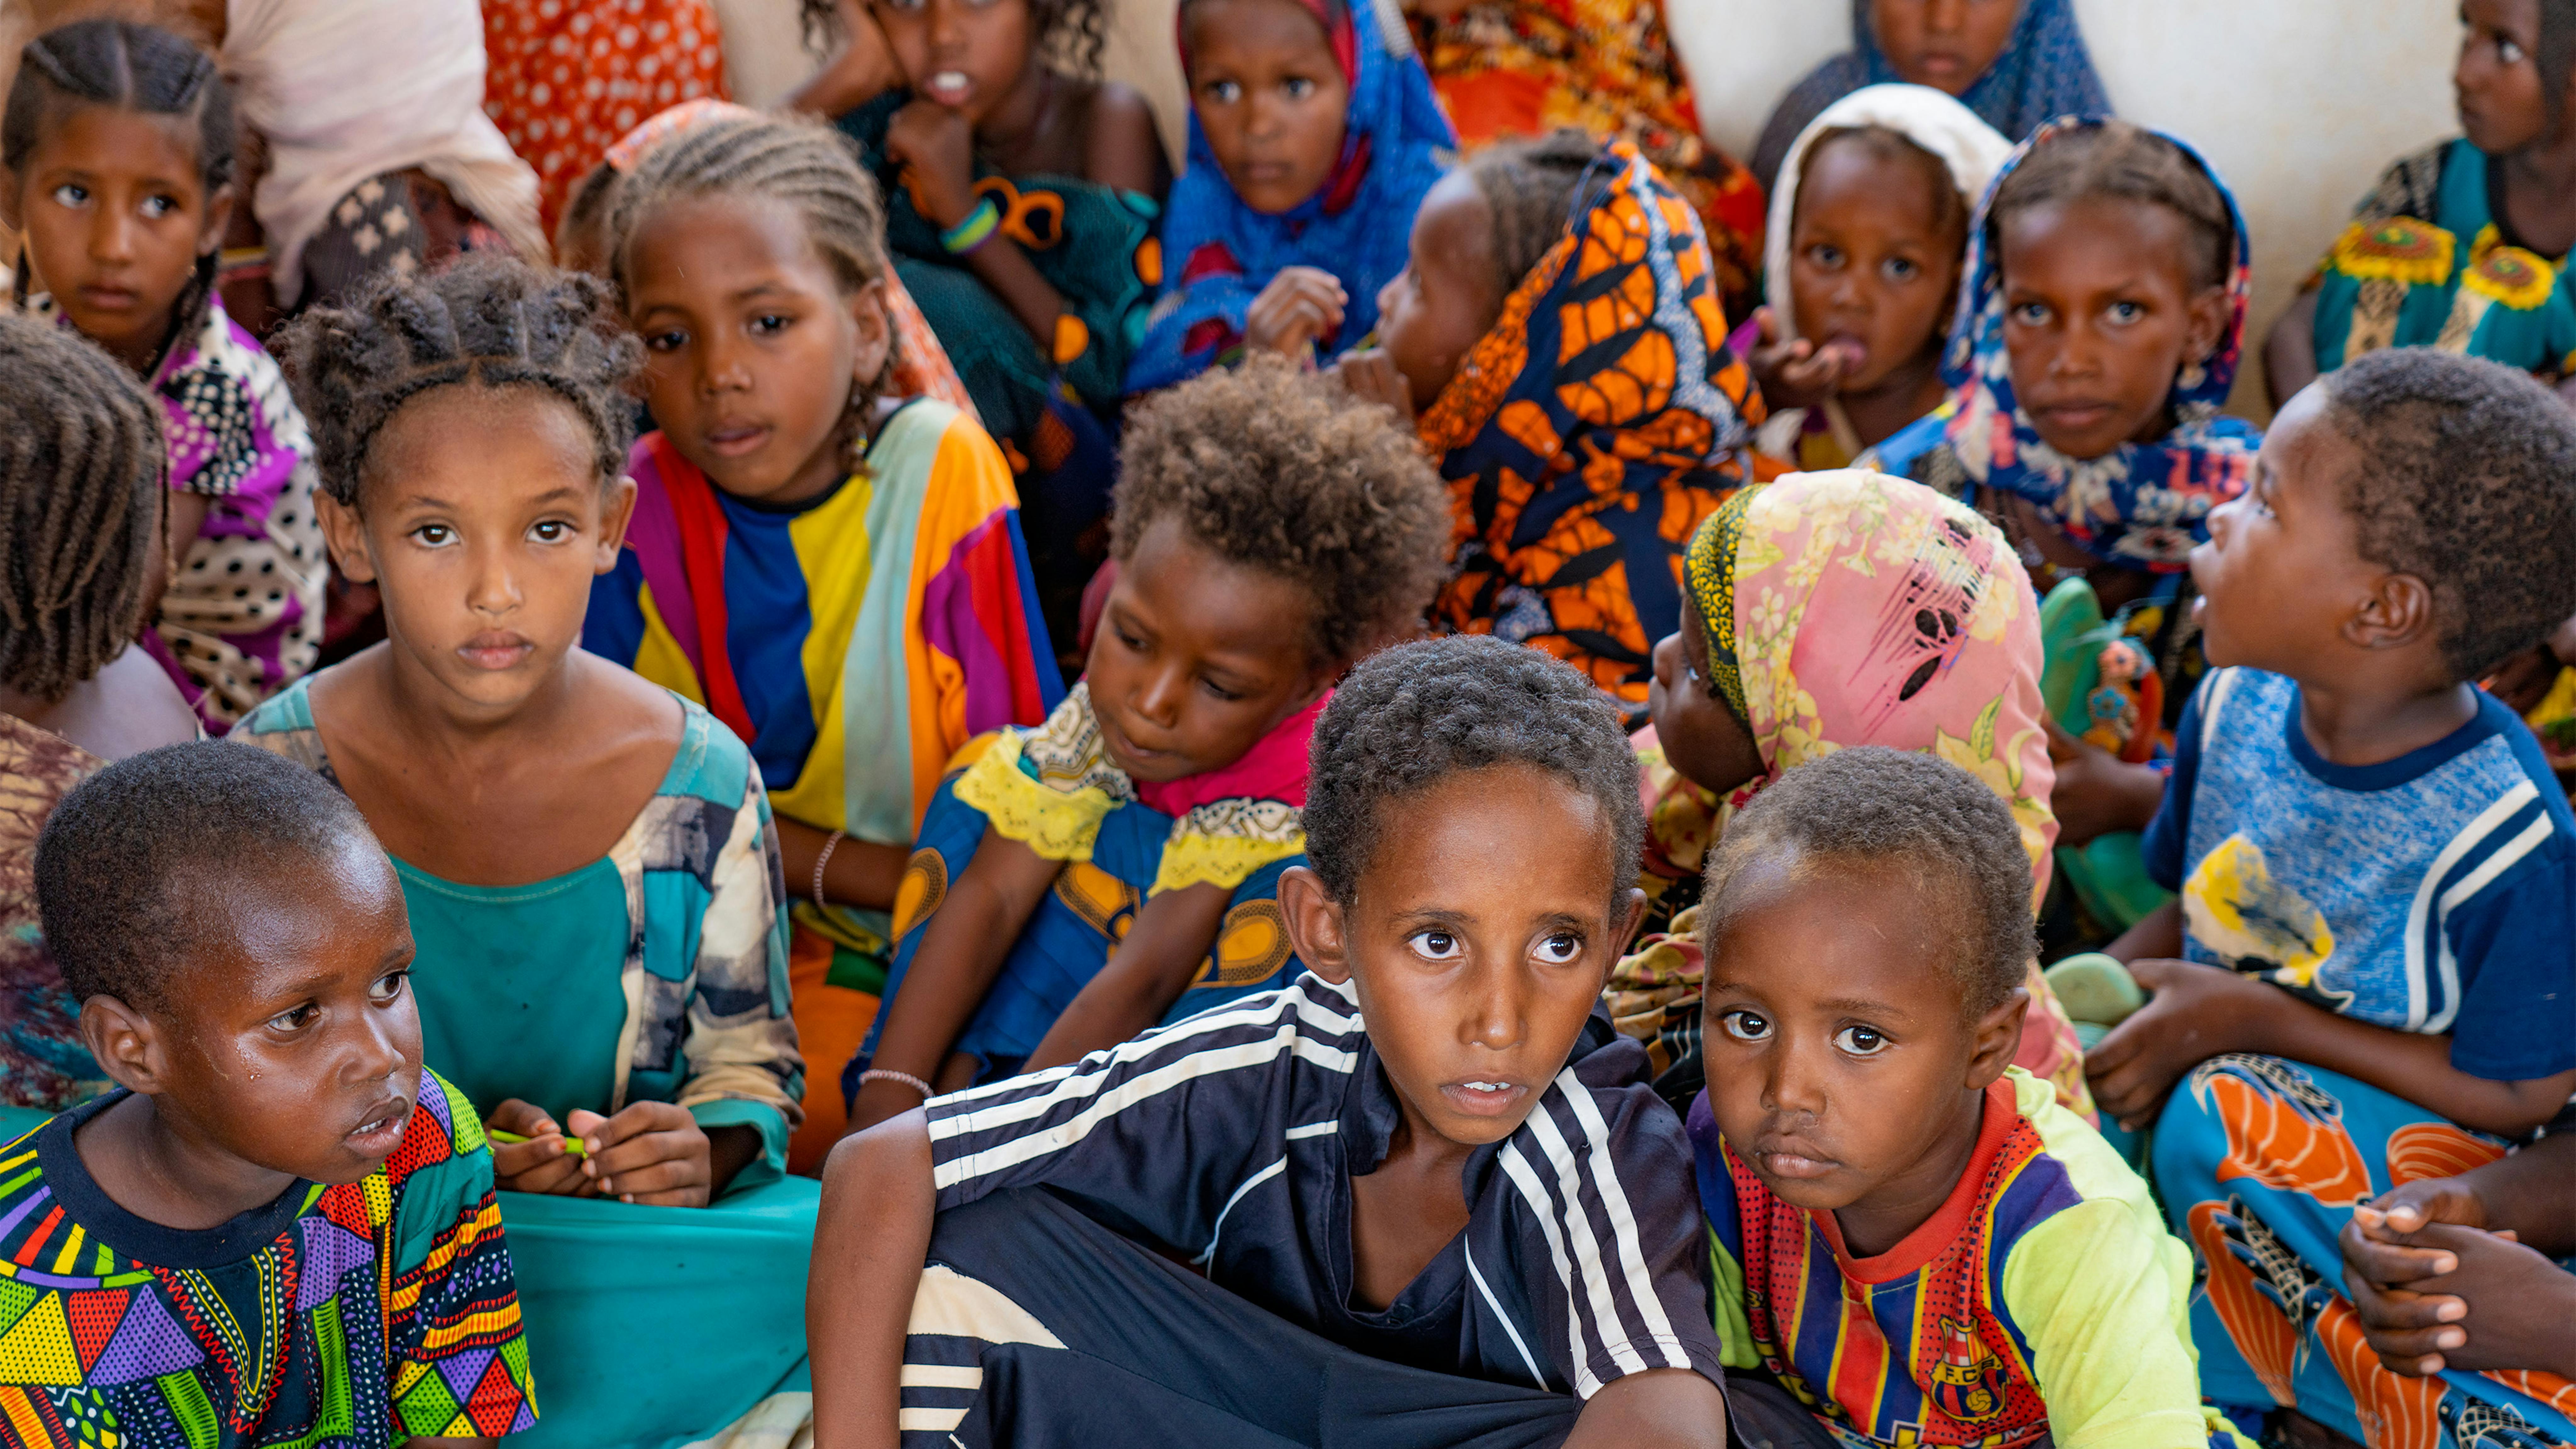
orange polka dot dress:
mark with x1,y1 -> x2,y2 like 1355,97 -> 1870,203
481,0 -> 729,236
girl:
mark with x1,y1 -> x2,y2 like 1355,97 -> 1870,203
1124,0 -> 1455,391
244,255 -> 813,1449
1749,84 -> 2009,473
846,357 -> 1448,1131
1339,131 -> 1761,709
584,110 -> 1062,1160
1751,0 -> 2111,190
1869,119 -> 2255,942
1605,469 -> 2096,1122
3,19 -> 325,729
0,316 -> 198,1113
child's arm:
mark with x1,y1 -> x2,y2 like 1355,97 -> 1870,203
2263,290 -> 2321,411
777,815 -> 909,913
1082,81 -> 1169,205
811,1109 -> 938,1449
1561,1373 -> 1728,1449
2101,898 -> 2182,963
882,107 -> 1070,351
1020,881 -> 1232,1071
2340,1133 -> 2576,1378
783,0 -> 905,117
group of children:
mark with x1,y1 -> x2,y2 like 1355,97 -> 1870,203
0,0 -> 2572,1446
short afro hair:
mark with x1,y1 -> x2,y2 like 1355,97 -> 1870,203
35,741 -> 380,1010
2316,348 -> 2576,682
1701,747 -> 2034,1016
1304,635 -> 1643,910
1112,355 -> 1450,666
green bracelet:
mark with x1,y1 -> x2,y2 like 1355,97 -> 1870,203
940,196 -> 1001,255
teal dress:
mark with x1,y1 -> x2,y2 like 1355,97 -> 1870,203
236,679 -> 816,1449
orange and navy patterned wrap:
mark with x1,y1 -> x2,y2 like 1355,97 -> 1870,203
1421,141 -> 1762,707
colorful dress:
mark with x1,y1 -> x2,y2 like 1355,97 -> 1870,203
1602,470 -> 2092,1120
1690,1067 -> 2254,1449
0,716 -> 104,1112
0,1073 -> 536,1446
2143,668 -> 2576,1449
1125,0 -> 1456,393
480,0 -> 727,235
856,682 -> 1319,1091
1749,0 -> 2111,191
1407,0 -> 1767,318
2307,138 -> 2576,380
1425,139 -> 1763,708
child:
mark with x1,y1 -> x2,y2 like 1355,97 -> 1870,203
0,316 -> 199,1112
1339,132 -> 1761,708
2089,349 -> 2576,1448
1749,84 -> 2009,473
846,356 -> 1448,1130
812,635 -> 1731,1447
3,19 -> 326,730
1688,745 -> 2249,1449
1124,0 -> 1455,392
584,110 -> 1062,1160
13,740 -> 532,1443
241,255 -> 814,1447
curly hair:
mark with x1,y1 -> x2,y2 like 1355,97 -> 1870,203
275,255 -> 642,509
36,740 -> 379,1010
1701,746 -> 2035,1017
1991,120 -> 2233,293
804,0 -> 1107,76
1304,635 -> 1643,911
2318,348 -> 2576,681
1111,354 -> 1448,666
0,316 -> 164,702
1464,128 -> 1603,299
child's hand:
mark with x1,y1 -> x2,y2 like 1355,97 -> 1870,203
1745,306 -> 1854,412
2343,1215 -> 2574,1377
884,100 -> 979,228
1332,349 -> 1415,423
2082,957 -> 2280,1131
569,1102 -> 716,1208
486,1099 -> 588,1196
2043,719 -> 2166,846
1246,267 -> 1347,358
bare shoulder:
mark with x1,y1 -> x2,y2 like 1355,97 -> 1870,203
1080,79 -> 1171,198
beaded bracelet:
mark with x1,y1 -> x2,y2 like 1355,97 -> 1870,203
812,829 -> 845,913
861,1068 -> 934,1100
939,196 -> 1002,256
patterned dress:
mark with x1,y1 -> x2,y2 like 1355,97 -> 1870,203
480,0 -> 728,234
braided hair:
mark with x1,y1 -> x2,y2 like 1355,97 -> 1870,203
3,19 -> 234,356
1464,128 -> 1603,303
0,314 -> 165,702
1990,121 -> 2234,294
276,254 -> 644,509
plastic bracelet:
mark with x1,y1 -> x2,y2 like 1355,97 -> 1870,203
812,829 -> 845,913
939,196 -> 1001,256
860,1068 -> 934,1100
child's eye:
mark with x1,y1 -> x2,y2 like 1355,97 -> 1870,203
1533,932 -> 1582,965
1882,256 -> 1920,282
1199,676 -> 1243,702
1804,243 -> 1845,270
1408,929 -> 1463,961
2105,300 -> 2146,325
643,328 -> 689,353
49,182 -> 89,208
750,313 -> 791,336
371,971 -> 410,1006
268,1003 -> 320,1032
140,193 -> 178,219
1833,1025 -> 1889,1057
412,523 -> 457,547
2499,37 -> 2526,63
1203,79 -> 1242,105
529,519 -> 574,543
1719,1009 -> 1770,1042
1283,77 -> 1315,99
2008,302 -> 2050,327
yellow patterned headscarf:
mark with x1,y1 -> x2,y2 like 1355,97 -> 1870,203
1681,487 -> 1757,725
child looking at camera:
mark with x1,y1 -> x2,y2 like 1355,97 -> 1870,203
846,357 -> 1449,1129
5,742 -> 531,1445
813,635 -> 1730,1448
1689,745 -> 2249,1449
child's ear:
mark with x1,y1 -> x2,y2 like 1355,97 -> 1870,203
2346,570 -> 2438,653
1276,865 -> 1353,985
197,183 -> 237,257
1610,885 -> 1647,961
1965,986 -> 2029,1090
0,167 -> 20,233
595,474 -> 641,572
315,491 -> 378,584
848,277 -> 892,391
2183,284 -> 2231,369
79,996 -> 168,1097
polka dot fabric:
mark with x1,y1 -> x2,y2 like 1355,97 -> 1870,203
483,0 -> 729,235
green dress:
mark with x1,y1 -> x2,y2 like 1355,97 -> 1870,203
235,680 -> 816,1449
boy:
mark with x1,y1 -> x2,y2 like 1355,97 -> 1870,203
1689,747 -> 2249,1449
7,742 -> 533,1447
810,636 -> 1732,1449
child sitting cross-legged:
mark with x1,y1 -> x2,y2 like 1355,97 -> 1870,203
812,635 -> 1729,1448
1688,745 -> 2252,1449
5,742 -> 531,1444
844,356 -> 1451,1130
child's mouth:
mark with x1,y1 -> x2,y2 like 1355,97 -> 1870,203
346,1098 -> 412,1153
459,632 -> 536,671
925,70 -> 973,105
1442,1081 -> 1526,1117
705,423 -> 772,458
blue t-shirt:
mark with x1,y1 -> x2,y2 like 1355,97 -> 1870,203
2143,668 -> 2576,1082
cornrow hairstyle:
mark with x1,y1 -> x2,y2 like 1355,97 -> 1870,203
1464,128 -> 1602,303
0,315 -> 164,702
1304,634 -> 1644,912
4,19 -> 235,346
1990,119 -> 2233,294
275,254 -> 644,509
1801,125 -> 1969,246
1110,354 -> 1449,667
607,111 -> 900,453
36,740 -> 380,1011
1701,746 -> 2035,1018
555,160 -> 624,274
2318,348 -> 2576,683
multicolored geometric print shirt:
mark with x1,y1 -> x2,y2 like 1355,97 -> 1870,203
1689,1069 -> 2253,1449
0,1071 -> 533,1447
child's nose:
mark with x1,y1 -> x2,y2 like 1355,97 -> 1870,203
1761,1042 -> 1829,1117
91,206 -> 139,263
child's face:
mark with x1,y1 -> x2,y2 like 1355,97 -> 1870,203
2455,0 -> 2561,156
870,0 -> 1035,124
1787,137 -> 1963,395
1996,195 -> 2229,463
320,386 -> 635,713
1375,170 -> 1507,410
627,194 -> 891,507
1087,515 -> 1333,783
1869,0 -> 2021,97
2189,384 -> 2379,677
3,102 -> 230,368
1701,854 -> 2022,1223
1183,0 -> 1350,215
1646,608 -> 1765,798
83,837 -> 424,1186
1278,762 -> 1643,1148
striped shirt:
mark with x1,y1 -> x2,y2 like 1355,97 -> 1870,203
925,973 -> 1728,1399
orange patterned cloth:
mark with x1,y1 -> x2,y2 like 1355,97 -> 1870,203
482,0 -> 729,235
1421,139 -> 1761,708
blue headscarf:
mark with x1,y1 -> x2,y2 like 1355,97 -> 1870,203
1124,0 -> 1454,394
1751,0 -> 2111,189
